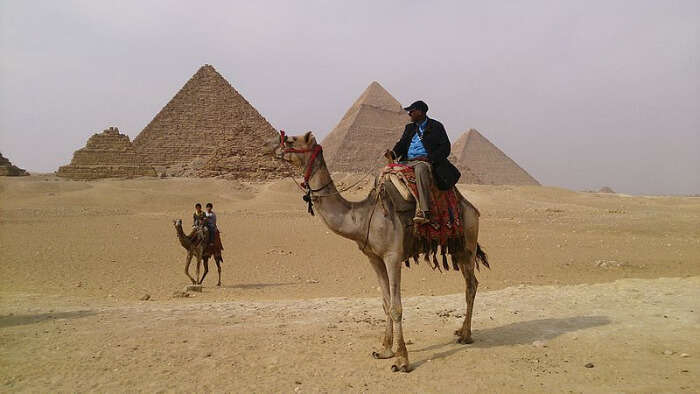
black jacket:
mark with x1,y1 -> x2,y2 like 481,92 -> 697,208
391,118 -> 461,190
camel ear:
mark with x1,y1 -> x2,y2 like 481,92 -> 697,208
303,131 -> 316,145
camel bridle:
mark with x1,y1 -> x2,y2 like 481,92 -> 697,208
276,130 -> 332,215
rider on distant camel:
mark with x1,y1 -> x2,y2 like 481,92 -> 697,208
204,202 -> 218,246
385,100 -> 461,224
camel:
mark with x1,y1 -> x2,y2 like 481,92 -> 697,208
173,219 -> 223,286
266,131 -> 488,373
201,232 -> 224,286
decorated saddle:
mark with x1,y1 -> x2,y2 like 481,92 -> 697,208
187,227 -> 224,253
380,163 -> 474,271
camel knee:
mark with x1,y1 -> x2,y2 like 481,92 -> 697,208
389,306 -> 402,322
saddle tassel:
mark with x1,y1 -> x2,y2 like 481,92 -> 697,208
441,245 -> 450,271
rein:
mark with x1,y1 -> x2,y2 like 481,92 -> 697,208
276,130 -> 383,221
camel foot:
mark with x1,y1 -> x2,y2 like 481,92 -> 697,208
391,363 -> 410,373
371,349 -> 395,359
217,282 -> 221,287
457,336 -> 474,344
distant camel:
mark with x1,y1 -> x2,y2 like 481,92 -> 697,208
267,131 -> 489,373
201,230 -> 224,286
173,219 -> 223,286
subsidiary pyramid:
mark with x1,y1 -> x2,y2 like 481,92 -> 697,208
323,82 -> 408,172
132,64 -> 291,180
0,152 -> 28,176
450,129 -> 539,185
57,127 -> 156,180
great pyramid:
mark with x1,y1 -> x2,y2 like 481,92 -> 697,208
322,81 -> 408,172
132,64 -> 292,180
0,152 -> 28,176
449,129 -> 539,185
57,127 -> 157,180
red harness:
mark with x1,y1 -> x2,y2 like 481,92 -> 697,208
279,130 -> 323,188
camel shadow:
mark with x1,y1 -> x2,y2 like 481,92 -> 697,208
0,310 -> 96,329
220,282 -> 297,290
411,315 -> 610,369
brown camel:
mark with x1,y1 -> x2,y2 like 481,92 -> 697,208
266,131 -> 488,373
201,231 -> 224,286
173,219 -> 223,286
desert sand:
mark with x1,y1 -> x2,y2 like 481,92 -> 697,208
1,175 -> 698,392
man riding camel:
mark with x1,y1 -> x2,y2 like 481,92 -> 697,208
385,100 -> 461,224
193,203 -> 206,227
204,202 -> 218,246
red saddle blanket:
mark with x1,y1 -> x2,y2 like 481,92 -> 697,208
187,228 -> 224,253
382,163 -> 464,251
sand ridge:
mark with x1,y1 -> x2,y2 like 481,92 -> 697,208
1,277 -> 698,392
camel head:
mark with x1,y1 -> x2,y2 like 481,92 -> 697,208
173,219 -> 182,228
266,131 -> 319,169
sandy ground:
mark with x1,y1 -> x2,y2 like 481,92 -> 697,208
1,175 -> 699,392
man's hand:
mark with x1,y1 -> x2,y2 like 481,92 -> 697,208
384,149 -> 395,164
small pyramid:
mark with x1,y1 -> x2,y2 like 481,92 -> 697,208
0,152 -> 28,176
132,64 -> 292,180
323,82 -> 408,172
57,127 -> 157,180
450,129 -> 539,185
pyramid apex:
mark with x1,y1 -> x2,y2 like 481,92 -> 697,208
355,81 -> 402,111
192,64 -> 221,76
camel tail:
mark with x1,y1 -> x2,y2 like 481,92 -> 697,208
476,243 -> 490,270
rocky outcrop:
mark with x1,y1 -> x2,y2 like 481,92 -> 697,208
132,64 -> 293,180
57,127 -> 156,180
0,152 -> 29,176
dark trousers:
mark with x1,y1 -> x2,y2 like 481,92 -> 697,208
206,224 -> 216,243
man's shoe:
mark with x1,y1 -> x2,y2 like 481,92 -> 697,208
413,210 -> 430,225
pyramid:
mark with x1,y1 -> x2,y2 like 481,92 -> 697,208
0,152 -> 28,176
57,127 -> 157,180
132,64 -> 292,180
323,81 -> 408,172
449,129 -> 539,185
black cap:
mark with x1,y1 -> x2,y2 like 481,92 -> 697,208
403,100 -> 428,113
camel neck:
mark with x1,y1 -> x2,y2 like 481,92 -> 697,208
306,156 -> 372,242
175,224 -> 192,249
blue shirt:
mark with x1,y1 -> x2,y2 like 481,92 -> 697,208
407,118 -> 428,159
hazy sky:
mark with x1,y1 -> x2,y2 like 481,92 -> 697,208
1,0 -> 697,195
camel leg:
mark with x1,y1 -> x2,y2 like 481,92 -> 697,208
385,256 -> 409,372
367,255 -> 394,359
455,253 -> 478,344
215,255 -> 222,286
456,202 -> 480,344
195,254 -> 202,284
184,252 -> 196,284
199,256 -> 210,285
